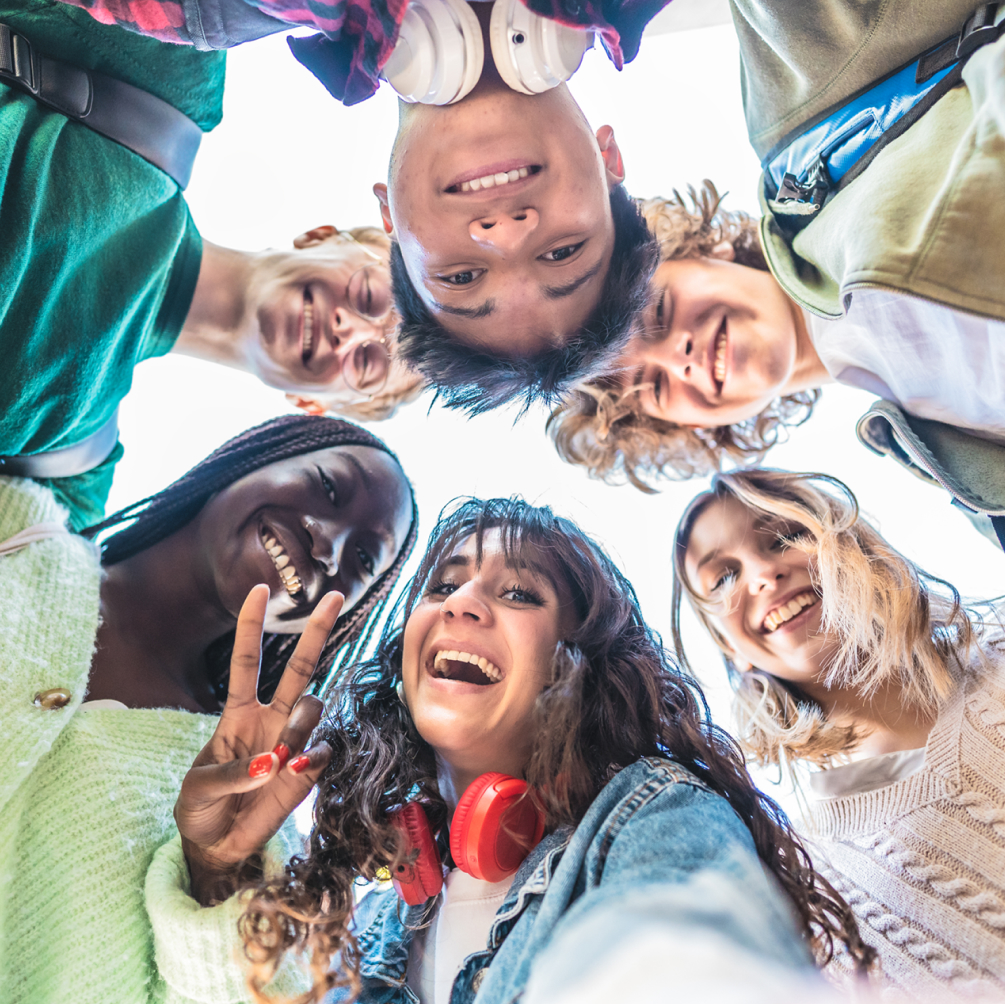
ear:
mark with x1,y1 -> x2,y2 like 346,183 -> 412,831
286,393 -> 327,416
293,225 -> 339,250
373,183 -> 395,236
595,125 -> 625,189
708,240 -> 735,262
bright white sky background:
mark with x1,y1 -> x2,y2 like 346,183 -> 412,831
110,11 -> 1005,802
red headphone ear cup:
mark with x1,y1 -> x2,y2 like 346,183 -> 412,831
390,802 -> 444,905
450,773 -> 545,883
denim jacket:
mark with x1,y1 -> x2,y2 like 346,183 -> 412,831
328,757 -> 817,1004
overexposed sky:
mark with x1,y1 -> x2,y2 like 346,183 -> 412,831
112,21 -> 1005,796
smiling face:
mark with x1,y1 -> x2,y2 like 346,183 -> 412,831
192,445 -> 412,633
243,230 -> 397,395
401,529 -> 576,782
377,83 -> 623,357
683,496 -> 840,693
616,256 -> 809,428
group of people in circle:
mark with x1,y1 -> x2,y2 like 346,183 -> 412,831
2,0 -> 1005,1001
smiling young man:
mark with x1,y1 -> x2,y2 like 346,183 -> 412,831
0,1 -> 421,530
377,1 -> 658,412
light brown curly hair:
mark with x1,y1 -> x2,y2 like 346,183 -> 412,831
547,181 -> 820,492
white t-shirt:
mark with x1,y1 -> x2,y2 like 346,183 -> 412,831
809,747 -> 926,800
406,869 -> 513,1004
804,289 -> 1005,441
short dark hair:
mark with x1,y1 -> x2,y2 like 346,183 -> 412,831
390,184 -> 659,415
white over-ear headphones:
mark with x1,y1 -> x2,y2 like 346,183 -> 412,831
381,0 -> 593,105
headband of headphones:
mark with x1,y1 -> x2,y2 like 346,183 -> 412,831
381,0 -> 593,105
390,772 -> 546,903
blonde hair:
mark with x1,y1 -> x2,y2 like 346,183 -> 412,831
317,227 -> 427,422
670,470 -> 976,767
547,182 -> 819,492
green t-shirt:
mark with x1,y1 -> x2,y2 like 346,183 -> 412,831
0,0 -> 226,527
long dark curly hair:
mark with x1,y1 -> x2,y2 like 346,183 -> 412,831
81,415 -> 419,702
241,497 -> 873,1001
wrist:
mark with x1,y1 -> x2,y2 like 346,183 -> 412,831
182,838 -> 264,907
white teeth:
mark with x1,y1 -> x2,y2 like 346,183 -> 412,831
763,592 -> 817,633
303,299 -> 314,360
459,166 -> 531,193
433,649 -> 503,683
260,528 -> 303,597
713,326 -> 727,384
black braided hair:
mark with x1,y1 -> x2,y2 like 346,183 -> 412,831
81,415 -> 419,703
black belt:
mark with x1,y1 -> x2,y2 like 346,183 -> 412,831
0,21 -> 202,188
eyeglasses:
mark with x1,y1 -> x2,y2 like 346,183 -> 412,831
337,231 -> 395,395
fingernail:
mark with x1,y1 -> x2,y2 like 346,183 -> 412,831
288,754 -> 310,775
273,743 -> 291,768
249,753 -> 275,779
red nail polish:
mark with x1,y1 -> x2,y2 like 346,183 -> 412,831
248,753 -> 274,779
273,743 -> 291,768
288,754 -> 310,775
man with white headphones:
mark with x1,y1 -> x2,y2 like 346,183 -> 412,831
54,0 -> 664,413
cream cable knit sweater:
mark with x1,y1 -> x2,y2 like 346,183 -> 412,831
811,639 -> 1005,1000
0,476 -> 305,1004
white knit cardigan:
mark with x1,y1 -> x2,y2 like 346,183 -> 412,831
811,638 -> 1005,999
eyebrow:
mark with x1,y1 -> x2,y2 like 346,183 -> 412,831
543,259 -> 605,300
342,454 -> 398,558
432,300 -> 495,318
438,553 -> 561,595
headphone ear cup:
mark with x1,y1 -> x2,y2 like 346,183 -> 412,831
489,0 -> 593,95
390,802 -> 444,905
382,0 -> 484,105
450,773 -> 545,882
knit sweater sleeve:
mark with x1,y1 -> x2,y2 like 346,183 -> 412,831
145,825 -> 311,1004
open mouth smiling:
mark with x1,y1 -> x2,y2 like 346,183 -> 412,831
301,287 -> 316,367
712,317 -> 727,393
260,524 -> 304,598
762,591 -> 818,633
429,648 -> 503,685
444,164 -> 541,194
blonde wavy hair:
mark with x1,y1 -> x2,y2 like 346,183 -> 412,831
547,182 -> 820,492
670,469 -> 978,767
303,227 -> 426,423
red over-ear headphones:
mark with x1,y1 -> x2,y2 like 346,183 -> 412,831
390,772 -> 545,905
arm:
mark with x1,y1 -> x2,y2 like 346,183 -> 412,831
524,780 -> 838,1004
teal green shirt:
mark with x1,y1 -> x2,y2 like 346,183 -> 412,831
0,0 -> 226,528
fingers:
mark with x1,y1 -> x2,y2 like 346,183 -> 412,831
270,695 -> 324,770
270,591 -> 344,715
179,750 -> 280,815
225,584 -> 270,708
286,739 -> 332,781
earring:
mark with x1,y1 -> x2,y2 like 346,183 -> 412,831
395,679 -> 407,705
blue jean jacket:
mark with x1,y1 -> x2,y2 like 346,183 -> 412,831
327,758 -> 817,1004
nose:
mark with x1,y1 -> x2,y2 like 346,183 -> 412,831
746,554 -> 787,594
468,208 -> 540,254
332,310 -> 381,346
439,581 -> 493,624
303,515 -> 340,579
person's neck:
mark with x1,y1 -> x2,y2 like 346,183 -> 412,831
88,523 -> 234,712
781,294 -> 833,396
803,675 -> 938,758
173,240 -> 255,370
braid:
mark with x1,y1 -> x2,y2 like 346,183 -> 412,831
82,415 -> 419,700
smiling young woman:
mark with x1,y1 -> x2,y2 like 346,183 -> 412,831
240,496 -> 871,1004
0,414 -> 418,1003
671,469 -> 1005,996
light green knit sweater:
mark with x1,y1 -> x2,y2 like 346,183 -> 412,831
0,476 -> 306,1004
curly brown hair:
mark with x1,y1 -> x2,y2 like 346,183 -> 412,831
547,181 -> 820,492
240,497 -> 872,1001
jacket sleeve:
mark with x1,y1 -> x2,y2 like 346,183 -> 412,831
144,825 -> 311,1004
523,780 -> 837,1004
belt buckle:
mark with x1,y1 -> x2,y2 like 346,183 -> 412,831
958,2 -> 1001,60
0,23 -> 38,93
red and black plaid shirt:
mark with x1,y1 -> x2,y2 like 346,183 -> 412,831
56,0 -> 670,104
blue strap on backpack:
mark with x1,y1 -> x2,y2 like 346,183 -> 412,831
762,2 -> 1004,230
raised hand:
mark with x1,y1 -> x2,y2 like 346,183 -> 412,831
175,584 -> 341,905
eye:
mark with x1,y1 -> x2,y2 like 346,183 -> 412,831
770,525 -> 806,549
502,584 -> 545,605
540,242 -> 584,263
356,544 -> 375,577
425,578 -> 457,598
438,268 -> 485,286
711,569 -> 737,593
318,467 -> 339,506
653,370 -> 665,407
